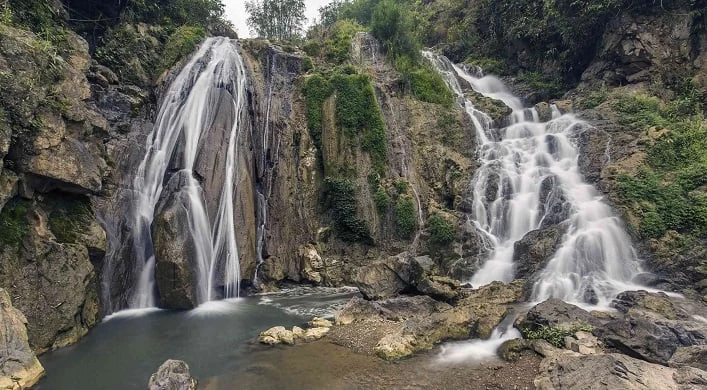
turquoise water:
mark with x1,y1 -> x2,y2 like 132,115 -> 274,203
37,287 -> 357,390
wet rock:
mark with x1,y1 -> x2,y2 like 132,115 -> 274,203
537,176 -> 570,227
374,332 -> 416,360
612,290 -> 689,320
292,326 -> 305,339
152,172 -> 200,309
0,289 -> 44,389
416,275 -> 461,303
553,100 -> 573,114
308,317 -> 333,328
258,326 -> 295,345
302,327 -> 330,342
534,102 -> 553,122
534,353 -> 702,390
498,338 -> 531,362
148,359 -> 196,390
564,331 -> 600,355
518,299 -> 601,331
513,225 -> 565,280
0,171 -> 18,210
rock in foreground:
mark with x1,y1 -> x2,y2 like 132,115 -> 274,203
0,289 -> 45,389
148,359 -> 196,390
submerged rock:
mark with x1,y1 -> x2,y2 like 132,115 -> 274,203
0,289 -> 44,389
148,359 -> 196,390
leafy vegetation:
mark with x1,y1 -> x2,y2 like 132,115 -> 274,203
520,324 -> 594,348
395,196 -> 416,238
373,185 -> 391,213
323,20 -> 365,63
245,0 -> 306,41
614,84 -> 707,240
302,67 -> 388,173
324,177 -> 373,243
161,25 -> 206,72
428,213 -> 455,244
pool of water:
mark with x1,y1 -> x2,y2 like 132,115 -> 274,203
37,287 -> 358,390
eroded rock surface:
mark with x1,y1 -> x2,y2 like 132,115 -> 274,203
0,289 -> 44,389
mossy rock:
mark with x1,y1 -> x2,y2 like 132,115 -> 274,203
498,338 -> 531,362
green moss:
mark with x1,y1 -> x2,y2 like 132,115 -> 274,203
95,23 -> 163,86
403,64 -> 454,106
428,213 -> 455,244
395,196 -> 416,239
520,324 -> 594,348
301,56 -> 314,72
516,71 -> 563,99
324,177 -> 373,244
463,57 -> 506,75
577,87 -> 609,110
161,25 -> 205,73
302,74 -> 333,151
394,179 -> 409,195
46,195 -> 92,244
0,199 -> 30,249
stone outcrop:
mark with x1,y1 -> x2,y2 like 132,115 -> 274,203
0,289 -> 44,389
332,280 -> 524,360
148,359 -> 197,390
517,299 -> 601,332
512,226 -> 565,280
534,353 -> 706,390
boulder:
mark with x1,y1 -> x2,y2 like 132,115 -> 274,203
416,275 -> 461,303
518,299 -> 601,332
534,353 -> 704,390
152,172 -> 200,309
498,338 -> 532,362
302,327 -> 330,342
594,314 -> 706,365
669,345 -> 707,371
299,244 -> 324,284
292,326 -> 305,339
513,226 -> 565,280
0,289 -> 44,389
258,326 -> 295,345
353,253 -> 426,300
612,290 -> 689,320
148,360 -> 196,390
308,317 -> 333,328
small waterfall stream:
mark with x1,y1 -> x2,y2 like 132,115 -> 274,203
111,37 -> 247,309
424,52 -> 645,306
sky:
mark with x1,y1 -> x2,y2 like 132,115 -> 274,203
226,0 -> 333,38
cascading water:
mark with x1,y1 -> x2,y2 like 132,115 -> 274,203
118,37 -> 247,309
424,52 -> 645,307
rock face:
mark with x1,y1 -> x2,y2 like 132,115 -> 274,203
513,226 -> 565,280
518,299 -> 601,331
534,353 -> 705,390
148,360 -> 197,390
0,289 -> 44,389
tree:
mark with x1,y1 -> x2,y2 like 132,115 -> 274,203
245,0 -> 306,41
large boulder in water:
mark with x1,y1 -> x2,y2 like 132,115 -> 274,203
513,225 -> 565,280
152,172 -> 200,309
0,289 -> 45,389
148,359 -> 196,390
353,253 -> 430,300
517,299 -> 601,332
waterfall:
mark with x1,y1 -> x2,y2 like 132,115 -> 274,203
113,37 -> 247,309
424,52 -> 644,306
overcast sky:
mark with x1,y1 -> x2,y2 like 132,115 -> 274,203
226,0 -> 333,38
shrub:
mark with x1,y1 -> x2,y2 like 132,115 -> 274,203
395,196 -> 416,238
428,213 -> 455,244
520,324 -> 594,348
0,199 -> 29,249
324,177 -> 373,244
324,19 -> 364,63
373,185 -> 390,213
161,25 -> 205,72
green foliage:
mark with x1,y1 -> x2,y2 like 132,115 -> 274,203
516,71 -> 563,100
302,74 -> 333,151
614,85 -> 707,240
7,0 -> 66,46
401,63 -> 454,106
395,196 -> 416,238
95,23 -> 162,86
577,87 -> 609,109
394,179 -> 408,194
324,20 -> 365,63
521,324 -> 594,348
324,177 -> 373,243
0,199 -> 29,249
302,68 -> 388,172
428,213 -> 455,244
1,1 -> 12,25
124,0 -> 227,29
373,185 -> 390,213
302,56 -> 314,72
161,25 -> 205,72
464,57 -> 506,75
245,0 -> 306,41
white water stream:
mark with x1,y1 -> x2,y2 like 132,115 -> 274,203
128,37 -> 246,307
424,52 -> 647,361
